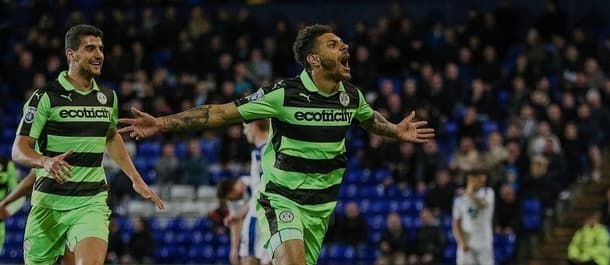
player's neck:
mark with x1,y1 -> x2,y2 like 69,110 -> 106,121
67,68 -> 94,92
310,70 -> 339,94
254,134 -> 268,147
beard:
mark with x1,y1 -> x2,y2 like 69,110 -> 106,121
320,57 -> 349,81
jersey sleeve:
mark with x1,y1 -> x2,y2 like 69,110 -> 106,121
6,161 -> 17,191
17,90 -> 51,139
109,91 -> 119,129
354,90 -> 374,122
234,85 -> 284,121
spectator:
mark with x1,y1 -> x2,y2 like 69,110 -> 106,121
458,106 -> 482,143
494,184 -> 522,234
376,213 -> 408,265
451,136 -> 481,183
567,212 -> 610,265
335,202 -> 369,249
180,139 -> 210,189
107,219 -> 127,265
426,168 -> 455,216
409,208 -> 445,265
155,142 -> 181,198
128,217 -> 155,264
483,132 -> 508,186
416,139 -> 445,184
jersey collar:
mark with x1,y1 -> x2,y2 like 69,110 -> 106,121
299,70 -> 345,95
57,70 -> 100,94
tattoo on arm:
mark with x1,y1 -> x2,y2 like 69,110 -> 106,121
359,111 -> 397,138
161,105 -> 211,131
159,103 -> 242,131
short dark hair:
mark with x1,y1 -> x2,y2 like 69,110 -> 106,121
65,24 -> 104,50
293,24 -> 333,70
216,178 -> 238,199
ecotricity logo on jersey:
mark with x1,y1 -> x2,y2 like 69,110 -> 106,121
59,107 -> 111,119
294,109 -> 354,122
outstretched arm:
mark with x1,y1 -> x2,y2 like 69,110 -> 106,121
359,111 -> 435,143
106,128 -> 164,209
0,170 -> 35,219
118,103 -> 243,139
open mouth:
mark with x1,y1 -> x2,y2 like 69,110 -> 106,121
340,55 -> 350,70
90,61 -> 102,68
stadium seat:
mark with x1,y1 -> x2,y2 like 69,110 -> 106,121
328,244 -> 355,261
170,185 -> 195,201
193,217 -> 212,231
126,200 -> 153,217
215,245 -> 230,261
367,214 -> 386,231
167,217 -> 187,231
523,198 -> 542,214
196,186 -> 217,200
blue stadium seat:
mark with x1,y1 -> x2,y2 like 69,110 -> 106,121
174,142 -> 188,159
388,201 -> 400,213
162,231 -> 175,245
340,184 -> 359,200
174,231 -> 191,246
328,244 -> 355,261
193,217 -> 212,231
155,246 -> 177,264
203,231 -> 215,244
189,231 -> 204,245
148,217 -> 163,232
167,217 -> 187,231
369,200 -> 388,214
367,214 -> 386,231
373,168 -> 391,182
215,245 -> 230,261
523,214 -> 541,232
443,245 -> 457,264
217,233 -> 230,245
137,141 -> 161,157
523,198 -> 542,214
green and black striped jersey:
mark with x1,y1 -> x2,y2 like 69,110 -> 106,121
235,70 -> 374,211
0,158 -> 17,201
16,71 -> 117,210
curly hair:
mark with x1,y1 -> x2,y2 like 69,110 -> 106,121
65,24 -> 104,50
293,24 -> 333,70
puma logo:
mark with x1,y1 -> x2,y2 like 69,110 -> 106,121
299,92 -> 311,103
60,93 -> 72,102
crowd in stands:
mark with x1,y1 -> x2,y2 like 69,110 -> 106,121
1,0 -> 610,264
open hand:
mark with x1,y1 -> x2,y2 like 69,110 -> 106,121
396,111 -> 435,143
132,180 -> 165,210
118,108 -> 159,140
42,150 -> 73,184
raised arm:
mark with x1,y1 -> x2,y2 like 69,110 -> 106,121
118,103 -> 243,140
359,111 -> 435,143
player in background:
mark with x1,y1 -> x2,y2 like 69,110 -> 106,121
0,170 -> 74,265
217,119 -> 271,265
0,157 -> 18,253
452,170 -> 495,265
11,24 -> 163,265
118,24 -> 434,265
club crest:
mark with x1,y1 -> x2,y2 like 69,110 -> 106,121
279,211 -> 294,223
96,92 -> 107,105
339,92 -> 350,107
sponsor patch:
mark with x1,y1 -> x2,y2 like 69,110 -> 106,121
24,106 -> 37,124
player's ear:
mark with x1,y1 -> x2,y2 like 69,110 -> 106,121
307,54 -> 320,67
66,49 -> 74,63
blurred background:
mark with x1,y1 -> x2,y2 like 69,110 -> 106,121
1,0 -> 610,264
